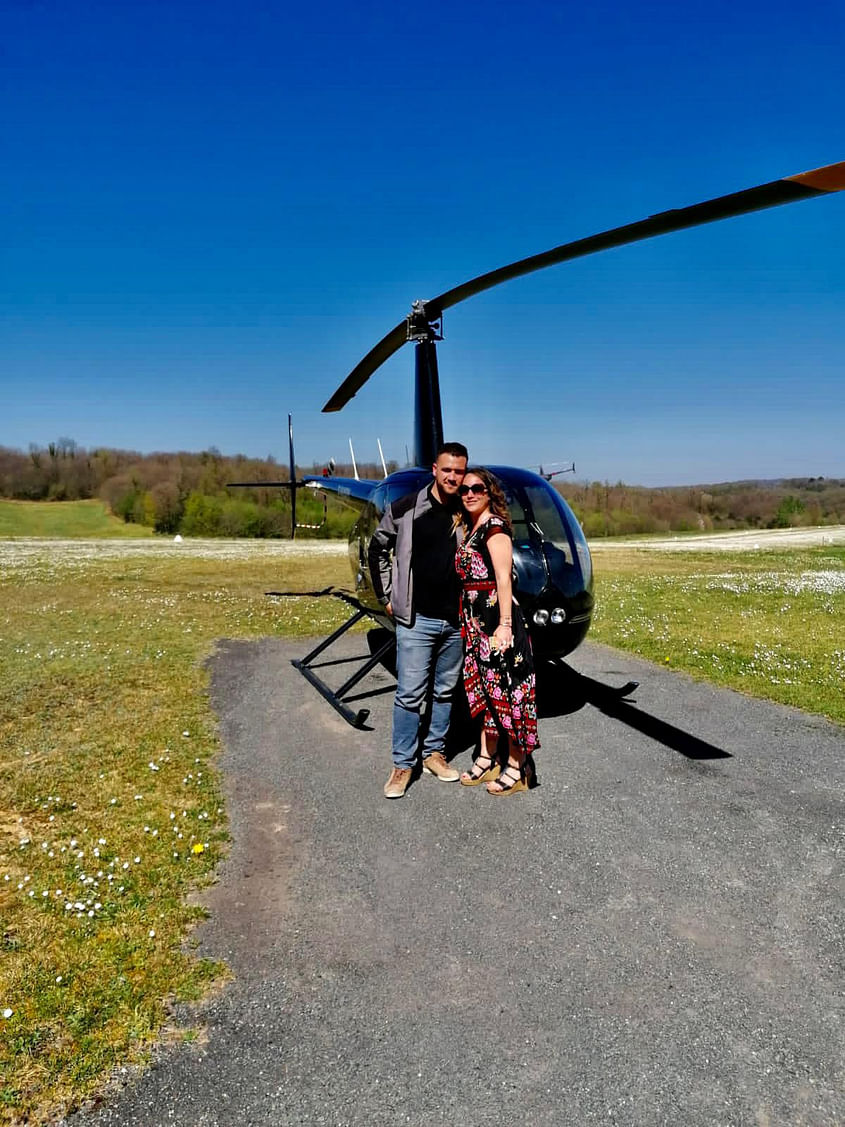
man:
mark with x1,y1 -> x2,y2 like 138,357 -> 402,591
368,442 -> 469,798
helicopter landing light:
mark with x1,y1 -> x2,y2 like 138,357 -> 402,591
533,609 -> 550,626
550,608 -> 567,625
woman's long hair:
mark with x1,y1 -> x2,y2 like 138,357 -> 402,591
461,466 -> 513,533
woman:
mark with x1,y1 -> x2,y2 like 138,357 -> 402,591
455,467 -> 539,795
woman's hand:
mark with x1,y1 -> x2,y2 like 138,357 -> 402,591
492,623 -> 513,651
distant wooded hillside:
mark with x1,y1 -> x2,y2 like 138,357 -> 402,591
0,440 -> 389,537
557,477 -> 845,536
1,440 -> 843,538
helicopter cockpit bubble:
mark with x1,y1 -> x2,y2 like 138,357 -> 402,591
487,466 -> 594,656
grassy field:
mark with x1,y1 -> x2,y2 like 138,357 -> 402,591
0,500 -> 154,539
0,544 -> 351,1123
0,539 -> 843,1122
589,543 -> 845,723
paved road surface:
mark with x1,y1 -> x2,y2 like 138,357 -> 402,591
67,637 -> 844,1126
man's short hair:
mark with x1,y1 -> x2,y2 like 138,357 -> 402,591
435,441 -> 468,462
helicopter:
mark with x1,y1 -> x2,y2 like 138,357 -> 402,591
235,159 -> 844,726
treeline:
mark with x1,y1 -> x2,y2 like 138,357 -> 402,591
558,477 -> 845,537
0,439 -> 391,538
1,440 -> 843,538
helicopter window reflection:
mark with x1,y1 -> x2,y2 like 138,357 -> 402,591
522,485 -> 576,567
499,485 -> 532,544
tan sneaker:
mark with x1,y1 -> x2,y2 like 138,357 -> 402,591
422,752 -> 460,782
383,767 -> 413,799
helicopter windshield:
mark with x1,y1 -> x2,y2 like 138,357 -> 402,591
496,473 -> 593,592
521,484 -> 575,563
500,482 -> 572,561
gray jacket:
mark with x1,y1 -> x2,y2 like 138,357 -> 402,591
367,485 -> 464,628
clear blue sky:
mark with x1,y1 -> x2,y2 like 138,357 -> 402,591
3,0 -> 844,486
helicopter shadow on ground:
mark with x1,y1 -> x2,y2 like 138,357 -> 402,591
344,632 -> 731,762
290,622 -> 730,764
537,660 -> 732,761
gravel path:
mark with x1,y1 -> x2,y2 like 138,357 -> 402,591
66,637 -> 845,1127
593,525 -> 845,552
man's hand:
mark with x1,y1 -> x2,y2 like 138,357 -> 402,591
385,602 -> 393,618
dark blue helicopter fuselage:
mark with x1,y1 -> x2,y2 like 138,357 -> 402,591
341,465 -> 593,660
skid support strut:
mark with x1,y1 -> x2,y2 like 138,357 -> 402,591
291,602 -> 396,728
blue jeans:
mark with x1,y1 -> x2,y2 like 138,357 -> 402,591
392,615 -> 464,769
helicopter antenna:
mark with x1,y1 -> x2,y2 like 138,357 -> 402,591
377,438 -> 388,478
322,160 -> 845,462
348,438 -> 359,481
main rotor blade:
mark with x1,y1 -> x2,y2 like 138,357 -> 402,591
425,161 -> 845,318
322,160 -> 844,412
323,321 -> 408,412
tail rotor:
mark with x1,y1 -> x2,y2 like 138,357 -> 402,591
227,413 -> 313,539
288,415 -> 297,540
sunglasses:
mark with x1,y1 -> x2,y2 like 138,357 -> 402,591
458,483 -> 488,497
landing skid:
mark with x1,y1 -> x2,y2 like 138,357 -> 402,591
290,594 -> 395,729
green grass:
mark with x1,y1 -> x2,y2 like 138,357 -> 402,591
0,545 -> 351,1122
0,500 -> 154,539
1,540 -> 843,1121
589,544 -> 845,723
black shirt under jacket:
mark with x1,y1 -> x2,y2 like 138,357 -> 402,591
411,486 -> 461,626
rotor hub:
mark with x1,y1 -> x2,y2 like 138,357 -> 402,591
406,300 -> 443,343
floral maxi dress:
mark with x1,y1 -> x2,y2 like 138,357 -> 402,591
455,516 -> 540,754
